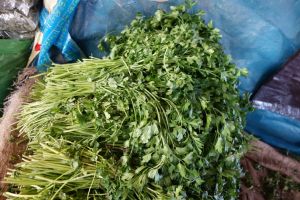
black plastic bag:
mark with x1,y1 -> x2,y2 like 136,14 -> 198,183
253,51 -> 300,120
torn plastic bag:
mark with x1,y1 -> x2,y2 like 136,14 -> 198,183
0,0 -> 39,38
0,39 -> 33,114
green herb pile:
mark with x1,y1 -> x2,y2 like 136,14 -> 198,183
5,4 -> 250,200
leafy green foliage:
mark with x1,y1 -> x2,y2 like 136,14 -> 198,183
5,4 -> 250,200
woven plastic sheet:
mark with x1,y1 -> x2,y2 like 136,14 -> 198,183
38,0 -> 300,153
36,0 -> 82,71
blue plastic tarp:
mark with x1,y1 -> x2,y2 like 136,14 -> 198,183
36,0 -> 300,154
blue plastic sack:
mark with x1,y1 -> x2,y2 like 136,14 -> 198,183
37,0 -> 82,71
38,0 -> 300,154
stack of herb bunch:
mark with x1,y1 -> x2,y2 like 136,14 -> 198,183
4,3 -> 251,200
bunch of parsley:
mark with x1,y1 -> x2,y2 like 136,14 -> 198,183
5,4 -> 250,200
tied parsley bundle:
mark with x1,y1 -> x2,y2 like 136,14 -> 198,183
5,4 -> 250,200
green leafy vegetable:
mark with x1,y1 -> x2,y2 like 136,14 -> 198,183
5,3 -> 250,200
